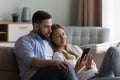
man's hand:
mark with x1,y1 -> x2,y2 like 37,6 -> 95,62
30,57 -> 70,69
52,60 -> 70,69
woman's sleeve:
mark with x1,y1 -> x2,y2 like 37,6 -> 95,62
72,45 -> 83,56
52,52 -> 64,61
91,60 -> 98,72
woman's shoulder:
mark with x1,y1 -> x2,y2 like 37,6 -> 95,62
69,44 -> 83,55
69,44 -> 80,48
53,52 -> 65,61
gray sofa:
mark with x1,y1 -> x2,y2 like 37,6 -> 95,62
64,26 -> 109,46
0,26 -> 119,80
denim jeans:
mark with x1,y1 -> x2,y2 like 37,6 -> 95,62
88,46 -> 120,80
98,46 -> 120,77
30,66 -> 78,80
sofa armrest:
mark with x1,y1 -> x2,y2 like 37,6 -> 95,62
80,42 -> 118,54
79,42 -> 118,69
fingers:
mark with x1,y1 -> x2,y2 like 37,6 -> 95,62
63,61 -> 70,66
83,54 -> 88,61
86,54 -> 93,69
88,54 -> 93,58
57,64 -> 62,70
56,61 -> 70,70
88,54 -> 93,61
60,62 -> 67,69
78,57 -> 81,62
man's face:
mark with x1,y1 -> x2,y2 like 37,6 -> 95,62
37,19 -> 52,39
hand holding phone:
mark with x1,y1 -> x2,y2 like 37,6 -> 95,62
80,48 -> 90,62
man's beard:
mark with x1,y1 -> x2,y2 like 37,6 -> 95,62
37,29 -> 49,40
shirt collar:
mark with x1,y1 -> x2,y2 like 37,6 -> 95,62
29,31 -> 43,40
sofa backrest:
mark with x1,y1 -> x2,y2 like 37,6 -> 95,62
63,26 -> 109,46
0,46 -> 20,80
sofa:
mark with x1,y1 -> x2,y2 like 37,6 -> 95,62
0,26 -> 119,80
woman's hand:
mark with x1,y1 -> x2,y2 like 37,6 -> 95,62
86,54 -> 93,69
74,54 -> 88,73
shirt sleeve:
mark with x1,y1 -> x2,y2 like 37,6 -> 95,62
70,45 -> 83,56
14,36 -> 35,67
53,52 -> 64,61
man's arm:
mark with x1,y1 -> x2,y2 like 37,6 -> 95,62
30,57 -> 70,69
14,36 -> 70,69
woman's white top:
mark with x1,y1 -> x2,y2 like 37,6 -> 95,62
53,45 -> 98,80
43,40 -> 53,60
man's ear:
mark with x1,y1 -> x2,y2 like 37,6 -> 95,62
33,23 -> 39,31
33,23 -> 38,28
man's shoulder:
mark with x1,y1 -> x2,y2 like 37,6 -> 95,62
17,31 -> 37,41
15,33 -> 32,43
14,33 -> 35,49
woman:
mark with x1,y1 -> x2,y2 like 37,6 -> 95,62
50,24 -> 120,80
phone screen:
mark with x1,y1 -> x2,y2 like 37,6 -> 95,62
80,48 -> 90,62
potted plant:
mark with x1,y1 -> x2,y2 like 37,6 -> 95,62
11,13 -> 19,22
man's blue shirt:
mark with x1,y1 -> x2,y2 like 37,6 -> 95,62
14,31 -> 52,80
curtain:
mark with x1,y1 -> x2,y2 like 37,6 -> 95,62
78,0 -> 102,26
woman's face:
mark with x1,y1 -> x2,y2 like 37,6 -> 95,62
51,28 -> 67,49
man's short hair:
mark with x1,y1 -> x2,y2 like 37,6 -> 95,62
32,11 -> 52,24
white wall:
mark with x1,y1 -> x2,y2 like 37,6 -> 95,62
102,0 -> 113,42
112,0 -> 120,42
0,0 -> 79,26
103,0 -> 120,43
0,0 -> 21,20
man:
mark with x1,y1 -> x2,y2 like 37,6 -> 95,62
14,11 -> 78,80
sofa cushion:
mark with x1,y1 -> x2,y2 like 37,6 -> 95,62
0,46 -> 20,80
64,26 -> 109,46
0,71 -> 20,80
0,46 -> 18,71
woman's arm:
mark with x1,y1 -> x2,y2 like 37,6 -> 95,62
74,55 -> 88,73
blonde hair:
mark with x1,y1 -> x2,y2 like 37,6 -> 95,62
50,24 -> 79,60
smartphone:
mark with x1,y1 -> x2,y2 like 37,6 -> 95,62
80,48 -> 90,62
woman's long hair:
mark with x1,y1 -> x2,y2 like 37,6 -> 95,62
50,24 -> 79,60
